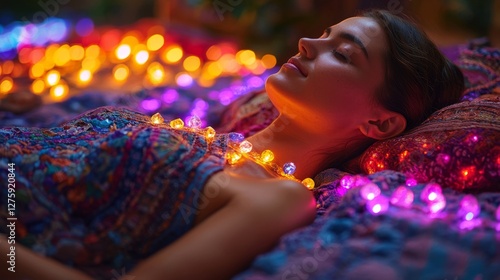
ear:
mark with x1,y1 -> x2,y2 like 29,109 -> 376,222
359,112 -> 406,140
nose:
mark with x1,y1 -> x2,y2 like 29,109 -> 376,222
298,37 -> 317,59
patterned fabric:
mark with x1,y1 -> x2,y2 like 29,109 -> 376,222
235,170 -> 500,280
360,94 -> 500,192
0,106 -> 227,278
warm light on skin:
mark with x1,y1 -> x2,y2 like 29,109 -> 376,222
146,34 -> 164,51
163,45 -> 183,64
0,77 -> 14,94
45,70 -> 61,86
115,44 -> 132,60
31,79 -> 45,94
183,56 -> 201,72
113,64 -> 130,82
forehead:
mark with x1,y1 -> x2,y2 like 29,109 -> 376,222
331,17 -> 387,57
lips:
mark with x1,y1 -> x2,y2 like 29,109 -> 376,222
285,57 -> 307,77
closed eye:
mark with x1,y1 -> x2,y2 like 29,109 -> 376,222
334,50 -> 350,63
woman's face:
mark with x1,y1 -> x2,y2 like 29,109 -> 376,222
266,16 -> 389,135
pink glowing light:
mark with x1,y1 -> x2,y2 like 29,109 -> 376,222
360,183 -> 381,201
428,193 -> 446,214
162,89 -> 179,104
141,99 -> 160,111
367,195 -> 389,215
458,195 -> 480,221
420,183 -> 442,203
390,186 -> 414,208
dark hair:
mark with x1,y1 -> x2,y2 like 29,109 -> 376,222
364,10 -> 464,130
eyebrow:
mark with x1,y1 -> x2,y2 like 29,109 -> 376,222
325,27 -> 369,59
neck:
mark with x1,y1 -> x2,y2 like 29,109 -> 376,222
245,115 -> 348,179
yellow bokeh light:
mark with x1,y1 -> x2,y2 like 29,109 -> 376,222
147,62 -> 165,85
69,45 -> 85,61
53,45 -> 71,66
45,70 -> 61,86
205,61 -> 223,78
115,44 -> 132,60
0,77 -> 14,95
121,35 -> 140,47
50,82 -> 69,100
29,63 -> 45,79
45,44 -> 59,60
146,34 -> 164,51
113,64 -> 129,82
219,54 -> 240,73
236,50 -> 256,66
162,45 -> 183,64
31,79 -> 45,94
183,55 -> 201,72
206,45 -> 222,61
85,45 -> 101,59
81,58 -> 101,72
261,54 -> 277,69
78,69 -> 92,83
134,50 -> 150,65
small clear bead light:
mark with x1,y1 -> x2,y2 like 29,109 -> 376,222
283,162 -> 296,175
169,118 -> 184,129
239,140 -> 253,153
187,115 -> 202,129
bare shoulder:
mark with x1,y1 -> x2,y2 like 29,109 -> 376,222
196,168 -> 316,226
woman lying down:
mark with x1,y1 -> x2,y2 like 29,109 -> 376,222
0,9 -> 463,280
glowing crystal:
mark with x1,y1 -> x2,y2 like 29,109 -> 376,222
457,195 -> 480,221
390,186 -> 414,208
239,140 -> 253,153
150,113 -> 164,124
187,115 -> 202,129
260,150 -> 274,163
367,195 -> 389,215
169,118 -> 184,129
283,162 -> 296,175
360,183 -> 381,201
302,178 -> 315,190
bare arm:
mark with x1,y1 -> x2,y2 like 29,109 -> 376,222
129,171 -> 317,280
0,234 -> 92,280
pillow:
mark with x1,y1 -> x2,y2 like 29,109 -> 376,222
360,93 -> 500,192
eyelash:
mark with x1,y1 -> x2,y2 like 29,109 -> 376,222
333,50 -> 350,63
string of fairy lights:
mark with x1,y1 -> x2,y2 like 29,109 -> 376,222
0,17 -> 277,103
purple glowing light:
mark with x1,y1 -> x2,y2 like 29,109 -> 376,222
247,76 -> 264,88
367,195 -> 389,215
141,99 -> 161,111
457,195 -> 480,221
405,178 -> 418,187
420,182 -> 442,203
162,89 -> 179,104
427,193 -> 446,214
390,186 -> 414,208
75,18 -> 94,37
360,183 -> 381,201
340,175 -> 354,189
